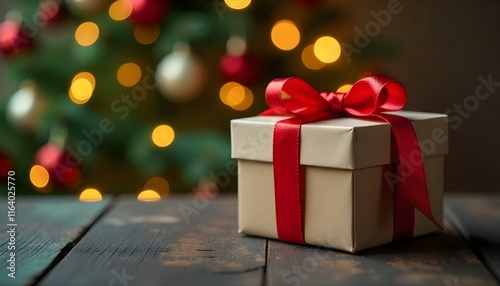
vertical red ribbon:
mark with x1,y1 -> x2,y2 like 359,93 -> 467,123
261,77 -> 443,245
273,119 -> 305,244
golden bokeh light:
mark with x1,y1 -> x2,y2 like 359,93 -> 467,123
226,84 -> 246,106
69,78 -> 93,104
138,190 -> 162,202
79,188 -> 103,202
152,124 -> 175,148
75,22 -> 99,46
109,0 -> 132,21
72,72 -> 96,89
337,84 -> 353,93
314,36 -> 342,63
30,165 -> 50,188
117,63 -> 142,87
301,44 -> 325,70
144,177 -> 170,196
224,0 -> 251,10
219,82 -> 240,106
134,25 -> 160,45
232,86 -> 254,111
271,20 -> 300,51
220,82 -> 254,110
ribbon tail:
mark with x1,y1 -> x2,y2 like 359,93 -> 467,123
273,118 -> 306,244
376,113 -> 444,239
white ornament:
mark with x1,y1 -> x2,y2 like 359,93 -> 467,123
155,42 -> 206,102
6,81 -> 46,132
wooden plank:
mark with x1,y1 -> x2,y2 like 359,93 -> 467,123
39,195 -> 266,286
446,194 -> 500,281
267,220 -> 498,286
0,196 -> 111,286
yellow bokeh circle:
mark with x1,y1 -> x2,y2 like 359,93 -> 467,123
30,165 -> 50,188
224,0 -> 251,10
220,82 -> 254,111
69,72 -> 95,105
231,86 -> 253,111
117,63 -> 142,87
79,188 -> 103,202
70,78 -> 93,101
138,190 -> 162,202
109,0 -> 132,21
134,25 -> 160,45
152,124 -> 175,148
314,36 -> 341,63
301,44 -> 325,70
75,22 -> 99,46
271,20 -> 300,51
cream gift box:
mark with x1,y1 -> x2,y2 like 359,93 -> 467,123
231,111 -> 448,253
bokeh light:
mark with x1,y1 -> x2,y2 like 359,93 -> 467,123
314,36 -> 341,63
144,177 -> 170,196
109,0 -> 132,21
69,72 -> 95,104
30,165 -> 49,188
72,72 -> 96,89
117,63 -> 142,87
79,188 -> 103,202
219,82 -> 240,105
134,25 -> 160,45
75,22 -> 99,46
138,190 -> 162,202
271,20 -> 300,51
224,0 -> 251,10
226,84 -> 246,106
152,124 -> 175,148
220,82 -> 253,111
69,78 -> 93,104
232,86 -> 253,111
337,84 -> 353,93
301,44 -> 325,70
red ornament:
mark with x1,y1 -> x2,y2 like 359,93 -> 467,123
35,144 -> 80,187
38,0 -> 66,23
219,53 -> 259,85
0,19 -> 32,57
129,0 -> 168,25
0,151 -> 13,179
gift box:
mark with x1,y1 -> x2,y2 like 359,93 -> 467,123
230,77 -> 449,252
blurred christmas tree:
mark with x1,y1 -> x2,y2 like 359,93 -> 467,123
0,0 -> 394,198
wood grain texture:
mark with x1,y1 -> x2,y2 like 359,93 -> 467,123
446,194 -> 500,281
0,196 -> 110,286
266,221 -> 498,286
39,195 -> 266,286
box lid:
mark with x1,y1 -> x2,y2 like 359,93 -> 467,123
230,111 -> 448,170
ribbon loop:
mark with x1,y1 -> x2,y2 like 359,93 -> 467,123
261,76 -> 442,245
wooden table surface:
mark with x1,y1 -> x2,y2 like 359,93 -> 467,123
1,194 -> 499,286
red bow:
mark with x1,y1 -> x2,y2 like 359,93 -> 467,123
261,76 -> 443,245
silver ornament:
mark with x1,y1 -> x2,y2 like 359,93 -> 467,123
156,42 -> 206,102
6,81 -> 46,132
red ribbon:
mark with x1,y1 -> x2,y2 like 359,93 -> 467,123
260,77 -> 443,245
